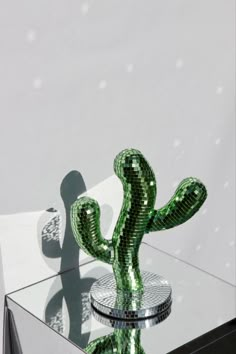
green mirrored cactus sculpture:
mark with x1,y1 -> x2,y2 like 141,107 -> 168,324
71,148 -> 207,315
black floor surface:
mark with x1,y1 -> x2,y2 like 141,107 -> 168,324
168,318 -> 236,354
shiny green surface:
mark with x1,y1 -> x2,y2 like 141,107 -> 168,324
71,149 -> 207,292
85,329 -> 145,354
146,177 -> 207,232
71,197 -> 113,264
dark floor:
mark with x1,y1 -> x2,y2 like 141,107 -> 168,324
168,318 -> 236,354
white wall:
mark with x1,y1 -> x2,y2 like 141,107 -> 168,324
0,0 -> 235,352
1,0 -> 235,280
0,0 -> 234,215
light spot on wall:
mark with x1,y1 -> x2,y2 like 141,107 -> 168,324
174,248 -> 181,255
26,29 -> 36,43
214,226 -> 220,233
176,58 -> 184,69
98,80 -> 107,90
81,2 -> 89,15
223,181 -> 229,189
173,139 -> 181,148
225,262 -> 231,268
215,137 -> 221,145
229,240 -> 235,247
126,64 -> 134,73
33,77 -> 43,89
195,244 -> 202,252
216,86 -> 224,95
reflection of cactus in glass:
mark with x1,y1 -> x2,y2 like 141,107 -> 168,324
71,149 -> 207,293
85,328 -> 145,354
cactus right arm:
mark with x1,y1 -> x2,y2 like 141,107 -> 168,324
71,197 -> 113,264
146,177 -> 207,232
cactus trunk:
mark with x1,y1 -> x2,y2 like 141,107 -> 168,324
112,149 -> 157,292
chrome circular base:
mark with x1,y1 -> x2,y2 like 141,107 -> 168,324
91,303 -> 172,329
90,271 -> 172,320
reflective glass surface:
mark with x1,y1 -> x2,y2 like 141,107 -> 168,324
7,244 -> 236,353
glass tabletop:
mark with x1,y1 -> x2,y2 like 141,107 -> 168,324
7,243 -> 236,354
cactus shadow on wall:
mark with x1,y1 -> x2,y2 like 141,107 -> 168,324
38,170 -> 113,347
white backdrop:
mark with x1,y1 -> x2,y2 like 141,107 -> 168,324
0,1 -> 235,353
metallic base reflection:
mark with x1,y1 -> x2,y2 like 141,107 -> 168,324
90,271 -> 172,320
91,304 -> 172,330
86,302 -> 172,353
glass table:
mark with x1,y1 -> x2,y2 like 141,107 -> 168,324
6,243 -> 236,353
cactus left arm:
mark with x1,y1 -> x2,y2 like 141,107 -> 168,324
71,197 -> 113,264
146,177 -> 207,232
